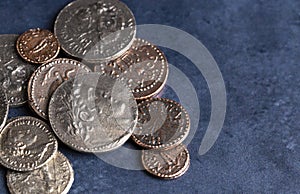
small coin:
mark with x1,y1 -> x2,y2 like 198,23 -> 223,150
0,87 -> 8,131
0,34 -> 36,106
28,58 -> 92,119
0,116 -> 58,171
54,0 -> 136,62
94,38 -> 169,100
132,98 -> 190,149
49,73 -> 138,153
17,28 -> 60,64
7,151 -> 74,194
142,144 -> 190,179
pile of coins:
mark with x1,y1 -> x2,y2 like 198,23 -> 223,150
0,0 -> 191,193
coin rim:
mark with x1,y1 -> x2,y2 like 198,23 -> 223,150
0,87 -> 8,132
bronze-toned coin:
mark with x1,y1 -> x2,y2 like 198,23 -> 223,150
142,144 -> 190,179
7,151 -> 74,194
28,58 -> 91,119
17,29 -> 60,64
0,87 -> 8,131
0,116 -> 58,171
94,39 -> 169,100
132,98 -> 190,149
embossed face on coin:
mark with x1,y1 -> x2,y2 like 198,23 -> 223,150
49,73 -> 138,153
132,98 -> 190,149
28,58 -> 91,119
7,152 -> 74,194
142,144 -> 190,179
54,0 -> 136,62
0,87 -> 8,131
0,117 -> 58,171
94,39 -> 169,100
0,35 -> 36,106
17,29 -> 60,64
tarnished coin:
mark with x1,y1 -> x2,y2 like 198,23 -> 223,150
0,87 -> 8,131
0,34 -> 36,106
49,73 -> 138,153
7,151 -> 74,194
28,58 -> 91,119
17,28 -> 60,64
54,0 -> 136,62
132,98 -> 190,149
142,144 -> 190,179
94,39 -> 168,100
0,116 -> 58,171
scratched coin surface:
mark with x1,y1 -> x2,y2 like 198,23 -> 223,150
7,151 -> 74,194
94,39 -> 169,100
54,0 -> 136,62
0,116 -> 58,171
132,98 -> 190,149
0,87 -> 8,131
17,28 -> 60,64
49,73 -> 138,153
28,58 -> 91,119
0,34 -> 36,106
142,144 -> 190,179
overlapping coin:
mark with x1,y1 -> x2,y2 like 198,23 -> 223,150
0,87 -> 8,131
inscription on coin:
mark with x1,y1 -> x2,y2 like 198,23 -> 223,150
0,87 -> 8,131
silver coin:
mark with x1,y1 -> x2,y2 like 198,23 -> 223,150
0,87 -> 8,131
0,116 -> 58,171
49,72 -> 138,153
7,151 -> 74,194
0,35 -> 36,106
54,0 -> 136,62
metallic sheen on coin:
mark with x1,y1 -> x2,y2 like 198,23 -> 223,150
54,0 -> 136,62
17,29 -> 60,64
7,151 -> 74,194
0,116 -> 58,171
28,58 -> 92,119
132,98 -> 190,149
0,87 -> 8,131
0,34 -> 36,106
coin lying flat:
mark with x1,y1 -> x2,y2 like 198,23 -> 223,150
28,58 -> 91,119
17,28 -> 60,64
54,0 -> 136,62
0,116 -> 58,171
0,87 -> 8,131
49,73 -> 138,153
7,151 -> 74,194
0,34 -> 36,106
132,98 -> 190,149
142,144 -> 190,179
94,39 -> 169,100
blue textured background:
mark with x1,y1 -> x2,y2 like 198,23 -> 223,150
1,0 -> 300,193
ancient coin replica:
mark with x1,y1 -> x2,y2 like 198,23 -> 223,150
49,73 -> 138,153
16,28 -> 60,64
0,34 -> 36,106
132,98 -> 190,149
7,151 -> 74,194
0,116 -> 58,171
94,38 -> 169,100
0,87 -> 8,131
28,58 -> 92,119
54,0 -> 136,62
142,144 -> 190,179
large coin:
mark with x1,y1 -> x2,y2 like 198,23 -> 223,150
94,39 -> 169,100
28,58 -> 91,119
7,151 -> 74,194
0,116 -> 58,171
0,34 -> 36,106
54,0 -> 136,62
132,98 -> 190,149
0,87 -> 8,131
49,73 -> 138,153
142,144 -> 190,179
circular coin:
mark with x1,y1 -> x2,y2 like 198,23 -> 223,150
0,87 -> 8,131
49,73 -> 138,153
0,116 -> 58,171
54,0 -> 136,62
142,144 -> 190,179
7,151 -> 74,194
28,58 -> 91,119
132,98 -> 190,149
17,28 -> 60,64
94,38 -> 169,100
0,34 -> 36,106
